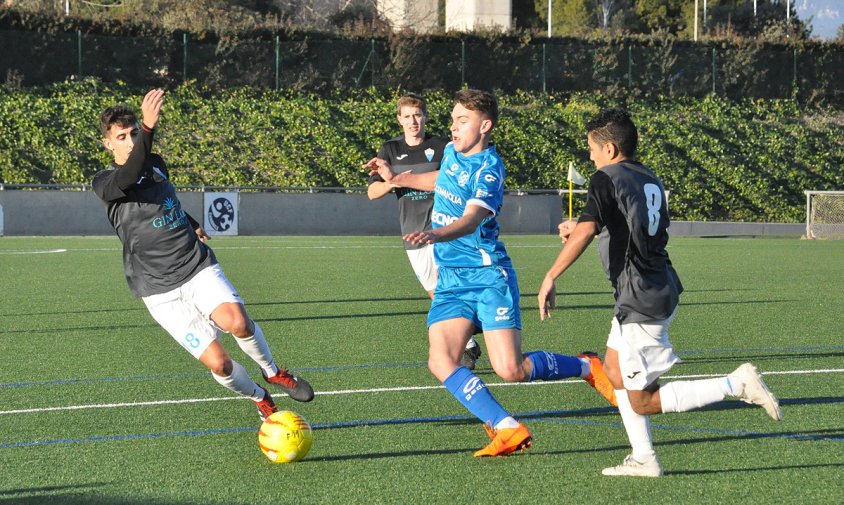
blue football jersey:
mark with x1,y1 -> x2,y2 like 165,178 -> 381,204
432,143 -> 511,268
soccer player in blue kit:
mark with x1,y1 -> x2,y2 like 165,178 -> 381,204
369,89 -> 616,457
364,93 -> 482,369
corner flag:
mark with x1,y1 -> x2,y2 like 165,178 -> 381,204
567,162 -> 587,185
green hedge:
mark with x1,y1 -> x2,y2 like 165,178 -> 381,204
1,80 -> 842,222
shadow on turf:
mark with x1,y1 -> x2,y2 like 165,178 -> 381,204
0,483 -> 194,505
4,322 -> 159,336
676,351 -> 844,365
667,462 -> 844,476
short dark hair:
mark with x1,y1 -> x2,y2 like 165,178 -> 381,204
585,108 -> 638,157
396,93 -> 427,116
454,89 -> 498,126
100,105 -> 138,137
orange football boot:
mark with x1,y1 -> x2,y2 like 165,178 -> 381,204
578,352 -> 618,406
473,423 -> 532,457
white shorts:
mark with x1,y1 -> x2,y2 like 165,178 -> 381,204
142,264 -> 243,359
406,245 -> 438,292
606,306 -> 681,390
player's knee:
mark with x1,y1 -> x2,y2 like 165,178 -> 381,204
212,303 -> 251,337
228,316 -> 251,338
207,356 -> 233,377
428,354 -> 457,381
628,392 -> 659,415
494,363 -> 528,383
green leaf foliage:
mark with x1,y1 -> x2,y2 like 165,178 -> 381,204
1,80 -> 842,222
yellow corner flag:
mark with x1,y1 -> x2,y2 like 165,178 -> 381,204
567,162 -> 587,186
566,162 -> 587,220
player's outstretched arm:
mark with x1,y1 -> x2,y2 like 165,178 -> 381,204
367,180 -> 395,200
538,220 -> 598,320
403,204 -> 489,246
390,169 -> 437,192
363,157 -> 397,200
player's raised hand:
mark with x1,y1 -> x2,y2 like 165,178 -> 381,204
558,219 -> 577,243
141,89 -> 165,129
537,276 -> 557,321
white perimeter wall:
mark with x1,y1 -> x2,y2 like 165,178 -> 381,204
377,0 -> 440,32
446,0 -> 511,32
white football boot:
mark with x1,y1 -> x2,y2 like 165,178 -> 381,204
730,363 -> 783,421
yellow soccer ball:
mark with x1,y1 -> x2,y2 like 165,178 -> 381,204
258,411 -> 313,463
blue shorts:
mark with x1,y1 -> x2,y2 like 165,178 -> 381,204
427,265 -> 522,331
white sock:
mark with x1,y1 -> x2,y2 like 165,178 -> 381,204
211,360 -> 263,401
466,338 -> 479,350
579,357 -> 590,378
494,416 -> 520,430
234,322 -> 278,377
725,372 -> 745,397
659,378 -> 731,413
616,389 -> 655,462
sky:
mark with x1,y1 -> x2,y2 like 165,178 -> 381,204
795,0 -> 841,39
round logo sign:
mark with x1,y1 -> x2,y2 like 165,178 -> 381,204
208,197 -> 235,232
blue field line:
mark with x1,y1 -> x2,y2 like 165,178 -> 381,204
1,407 -> 841,450
2,344 -> 843,389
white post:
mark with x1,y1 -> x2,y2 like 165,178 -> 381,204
786,0 -> 790,22
805,191 -> 811,239
694,0 -> 699,41
65,0 -> 70,16
753,0 -> 757,18
0,203 -> 4,236
703,0 -> 707,30
547,0 -> 552,37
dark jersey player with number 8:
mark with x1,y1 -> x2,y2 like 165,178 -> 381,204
538,108 -> 782,477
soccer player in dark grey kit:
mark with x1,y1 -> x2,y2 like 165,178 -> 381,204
365,93 -> 481,369
538,108 -> 782,477
92,89 -> 313,421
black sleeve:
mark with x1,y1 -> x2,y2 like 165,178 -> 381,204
579,170 -> 615,230
114,125 -> 155,191
185,212 -> 200,230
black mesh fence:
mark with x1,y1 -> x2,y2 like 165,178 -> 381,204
2,29 -> 843,104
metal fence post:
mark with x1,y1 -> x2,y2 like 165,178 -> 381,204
793,47 -> 798,96
183,33 -> 188,82
275,35 -> 280,90
628,44 -> 632,88
371,39 -> 376,87
542,43 -> 546,93
712,46 -> 716,95
77,29 -> 82,77
461,40 -> 465,87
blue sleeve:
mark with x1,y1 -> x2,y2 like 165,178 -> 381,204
465,159 -> 505,216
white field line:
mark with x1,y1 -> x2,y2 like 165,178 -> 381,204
10,243 -> 562,254
0,249 -> 67,255
2,368 -> 841,416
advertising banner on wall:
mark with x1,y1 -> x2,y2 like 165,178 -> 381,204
203,192 -> 238,236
